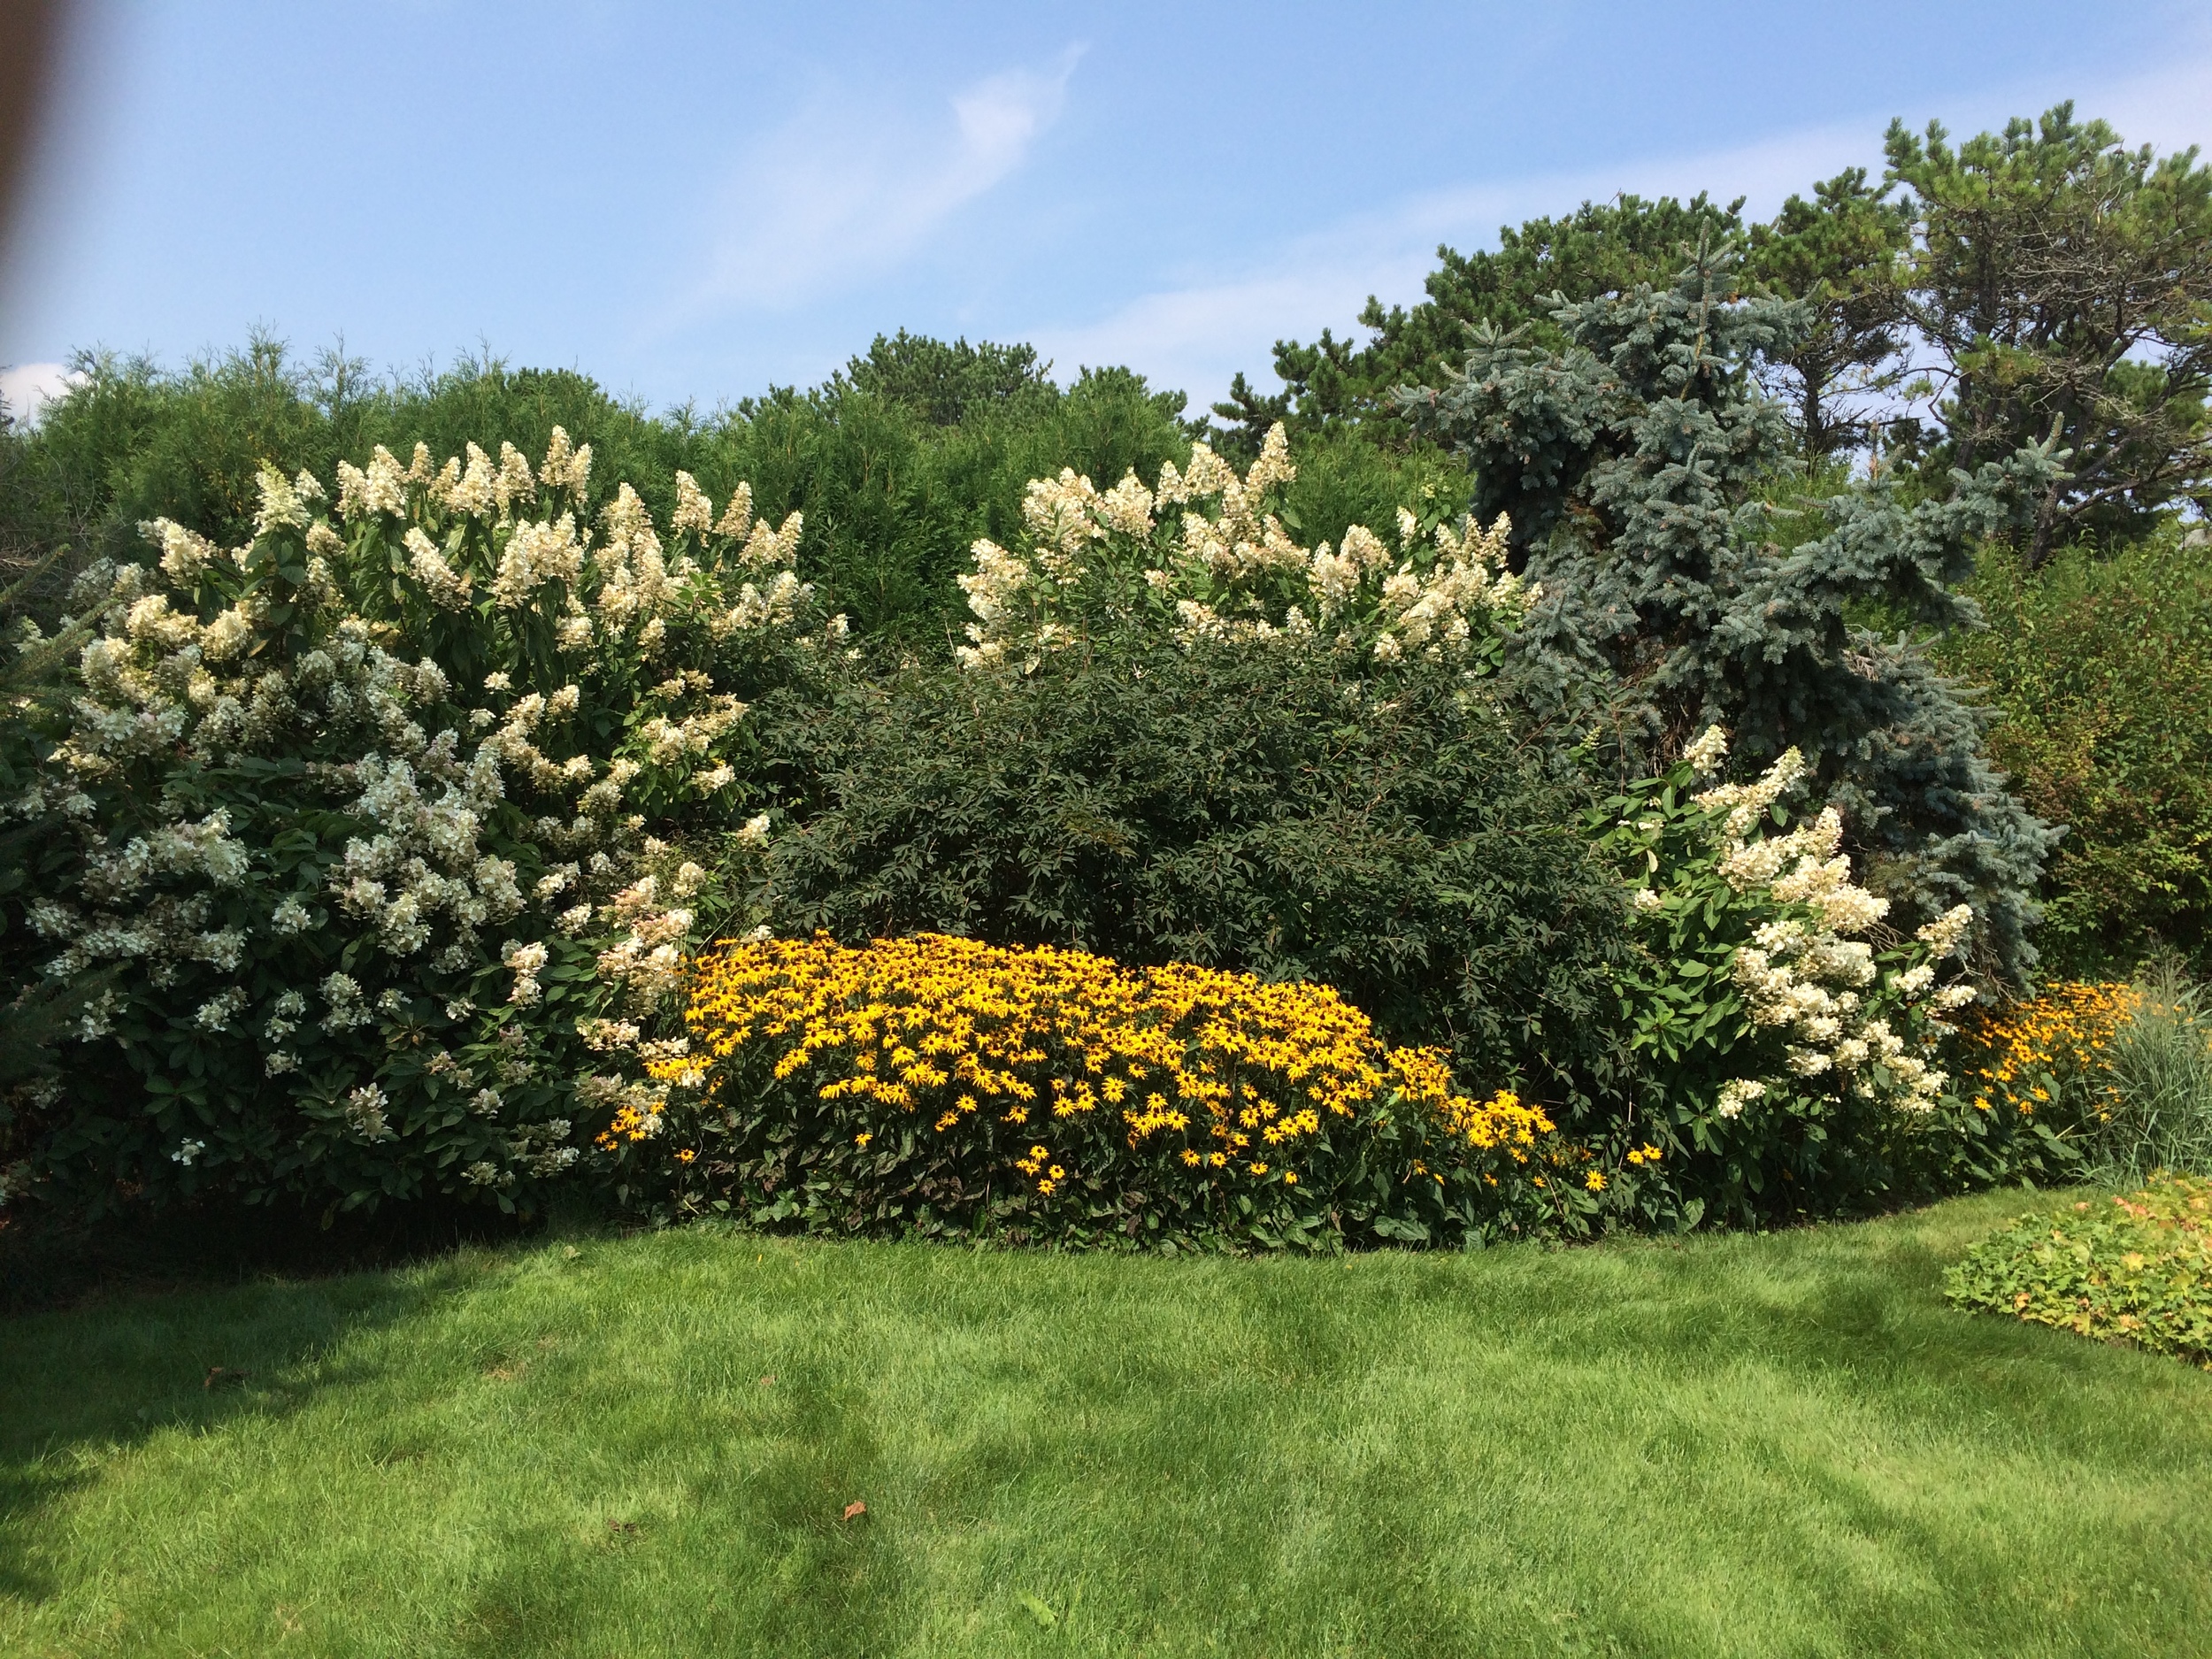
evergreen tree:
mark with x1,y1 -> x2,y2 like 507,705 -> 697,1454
1400,244 -> 2063,979
1744,168 -> 1914,460
1885,104 -> 2212,561
824,330 -> 1054,426
1213,193 -> 1744,453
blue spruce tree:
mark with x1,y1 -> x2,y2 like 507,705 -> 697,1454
1400,242 -> 2062,979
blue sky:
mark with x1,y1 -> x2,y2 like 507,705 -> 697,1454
4,0 -> 2210,419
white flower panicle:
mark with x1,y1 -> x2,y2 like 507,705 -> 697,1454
1654,740 -> 1978,1118
1694,746 -> 1809,839
672,471 -> 715,538
1714,1079 -> 1765,1120
253,464 -> 309,538
953,422 -> 1529,670
714,480 -> 754,540
503,938 -> 550,1005
1916,904 -> 1975,960
1683,725 -> 1729,777
538,426 -> 591,499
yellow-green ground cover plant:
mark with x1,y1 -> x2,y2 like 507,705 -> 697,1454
1947,1174 -> 2212,1366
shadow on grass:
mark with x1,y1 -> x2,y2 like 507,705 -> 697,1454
0,1194 -> 542,1606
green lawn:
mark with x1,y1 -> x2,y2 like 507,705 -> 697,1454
3,1191 -> 2208,1658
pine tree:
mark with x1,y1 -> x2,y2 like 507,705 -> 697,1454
1211,193 -> 1745,455
1744,168 -> 1913,460
1886,104 -> 2212,560
1400,243 -> 2063,979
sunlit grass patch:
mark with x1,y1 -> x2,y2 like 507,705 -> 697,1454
4,1192 -> 2209,1657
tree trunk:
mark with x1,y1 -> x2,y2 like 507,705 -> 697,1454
2026,482 -> 2064,571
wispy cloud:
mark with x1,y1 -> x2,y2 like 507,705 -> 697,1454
1033,51 -> 2212,408
672,45 -> 1085,323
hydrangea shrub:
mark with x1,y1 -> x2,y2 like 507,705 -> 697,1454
0,433 -> 833,1214
1594,729 -> 1982,1224
950,423 -> 1533,672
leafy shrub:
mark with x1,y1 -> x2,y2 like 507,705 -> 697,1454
0,433 -> 830,1216
1939,534 -> 2212,973
1947,1175 -> 2212,1368
1590,730 -> 1987,1224
755,628 -> 1629,1102
659,933 -> 1595,1250
1593,734 -> 1991,1230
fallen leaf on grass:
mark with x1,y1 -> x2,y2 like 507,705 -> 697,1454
842,1500 -> 867,1522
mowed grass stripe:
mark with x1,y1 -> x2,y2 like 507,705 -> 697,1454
3,1190 -> 2207,1657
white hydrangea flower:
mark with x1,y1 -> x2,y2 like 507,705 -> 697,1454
1683,725 -> 1729,777
1714,1079 -> 1765,1120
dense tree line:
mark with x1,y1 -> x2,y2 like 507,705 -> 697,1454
1216,103 -> 2212,561
4,98 -> 2208,985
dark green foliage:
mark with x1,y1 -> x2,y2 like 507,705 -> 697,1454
1886,103 -> 2212,559
1744,168 -> 1914,459
12,342 -> 691,581
1212,192 -> 1745,449
1939,532 -> 2212,972
0,339 -> 1200,646
754,634 -> 1630,1100
1267,425 -> 1473,551
819,329 -> 1053,426
1400,243 -> 2062,978
710,364 -> 1194,641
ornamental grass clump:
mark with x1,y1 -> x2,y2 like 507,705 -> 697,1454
659,933 -> 1589,1250
0,432 -> 835,1216
1947,1174 -> 2212,1368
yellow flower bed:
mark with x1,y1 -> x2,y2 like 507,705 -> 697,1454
661,933 -> 1576,1246
1960,980 -> 2140,1118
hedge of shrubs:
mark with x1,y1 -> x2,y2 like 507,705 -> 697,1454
0,420 -> 2105,1244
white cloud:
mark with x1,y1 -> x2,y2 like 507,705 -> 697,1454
676,45 -> 1084,320
1033,51 -> 2212,409
0,361 -> 78,424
